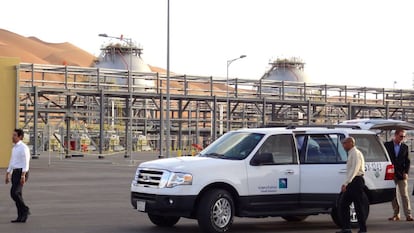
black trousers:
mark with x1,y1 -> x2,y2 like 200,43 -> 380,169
11,169 -> 29,219
339,176 -> 367,232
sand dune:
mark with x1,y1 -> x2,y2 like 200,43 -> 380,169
0,28 -> 224,92
0,28 -> 171,73
0,29 -> 95,66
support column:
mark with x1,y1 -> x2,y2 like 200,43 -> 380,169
99,89 -> 104,155
196,103 -> 200,146
385,102 -> 389,119
178,100 -> 183,150
159,93 -> 164,158
32,86 -> 39,158
124,97 -> 130,158
307,100 -> 311,125
262,98 -> 266,127
212,96 -> 217,141
65,95 -> 71,158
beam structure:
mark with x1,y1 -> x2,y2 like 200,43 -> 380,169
17,63 -> 414,155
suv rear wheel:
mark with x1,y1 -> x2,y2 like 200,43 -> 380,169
281,215 -> 308,222
331,192 -> 369,228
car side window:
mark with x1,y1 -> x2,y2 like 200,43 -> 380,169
255,134 -> 296,165
300,134 -> 346,164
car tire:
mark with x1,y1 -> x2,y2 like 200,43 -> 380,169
281,215 -> 308,222
331,192 -> 369,228
148,214 -> 180,227
197,189 -> 234,233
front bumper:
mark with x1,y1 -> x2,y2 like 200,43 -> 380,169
131,192 -> 197,218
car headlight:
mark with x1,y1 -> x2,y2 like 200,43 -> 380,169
165,172 -> 193,188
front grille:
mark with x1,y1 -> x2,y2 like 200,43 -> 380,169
136,168 -> 165,188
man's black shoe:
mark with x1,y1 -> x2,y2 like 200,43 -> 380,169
20,214 -> 28,223
336,230 -> 352,233
11,219 -> 22,223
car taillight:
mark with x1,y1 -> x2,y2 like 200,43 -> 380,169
384,164 -> 394,180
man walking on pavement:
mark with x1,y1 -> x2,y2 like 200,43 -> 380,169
336,137 -> 367,233
5,128 -> 31,223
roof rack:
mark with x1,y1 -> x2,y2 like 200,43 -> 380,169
262,124 -> 361,129
291,124 -> 361,129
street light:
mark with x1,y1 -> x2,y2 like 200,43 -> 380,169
226,55 -> 246,133
165,0 -> 171,158
99,33 -> 134,159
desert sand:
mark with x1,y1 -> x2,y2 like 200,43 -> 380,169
0,28 -> 230,94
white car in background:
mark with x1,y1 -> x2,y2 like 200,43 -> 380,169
339,118 -> 414,131
339,118 -> 414,150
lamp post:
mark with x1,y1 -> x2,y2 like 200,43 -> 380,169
99,33 -> 134,160
226,55 -> 246,133
165,0 -> 171,158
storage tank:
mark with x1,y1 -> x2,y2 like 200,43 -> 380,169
261,57 -> 309,82
94,41 -> 155,91
259,57 -> 309,94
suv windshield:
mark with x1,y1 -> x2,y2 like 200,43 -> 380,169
199,132 -> 264,160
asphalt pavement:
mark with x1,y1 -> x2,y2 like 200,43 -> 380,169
0,152 -> 413,233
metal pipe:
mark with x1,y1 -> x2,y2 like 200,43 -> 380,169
99,89 -> 104,155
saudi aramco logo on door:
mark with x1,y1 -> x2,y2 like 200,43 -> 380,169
279,178 -> 288,189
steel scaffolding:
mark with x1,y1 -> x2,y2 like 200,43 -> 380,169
16,63 -> 414,157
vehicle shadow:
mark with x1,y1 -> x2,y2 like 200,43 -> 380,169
122,218 -> 338,233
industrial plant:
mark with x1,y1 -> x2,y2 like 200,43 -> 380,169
12,38 -> 414,159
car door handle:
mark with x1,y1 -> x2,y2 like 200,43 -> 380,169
284,169 -> 295,175
339,169 -> 347,174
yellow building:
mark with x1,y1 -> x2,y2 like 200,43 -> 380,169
0,57 -> 19,168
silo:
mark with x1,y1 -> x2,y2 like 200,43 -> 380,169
94,42 -> 155,91
94,40 -> 156,150
258,57 -> 309,123
261,57 -> 309,82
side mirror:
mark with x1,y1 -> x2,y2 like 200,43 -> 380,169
250,152 -> 274,166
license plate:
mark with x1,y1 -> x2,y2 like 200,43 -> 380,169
136,200 -> 146,212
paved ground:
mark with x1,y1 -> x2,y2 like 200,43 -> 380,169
0,152 -> 146,233
0,152 -> 413,233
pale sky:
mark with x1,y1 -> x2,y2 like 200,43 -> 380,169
2,0 -> 414,89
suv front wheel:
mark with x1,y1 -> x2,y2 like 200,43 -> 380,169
148,214 -> 180,227
197,189 -> 234,233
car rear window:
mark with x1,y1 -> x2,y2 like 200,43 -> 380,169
350,134 -> 389,162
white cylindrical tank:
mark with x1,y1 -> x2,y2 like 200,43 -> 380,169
260,57 -> 309,94
261,57 -> 309,82
94,43 -> 155,91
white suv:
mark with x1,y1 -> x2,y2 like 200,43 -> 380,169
130,126 -> 396,233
